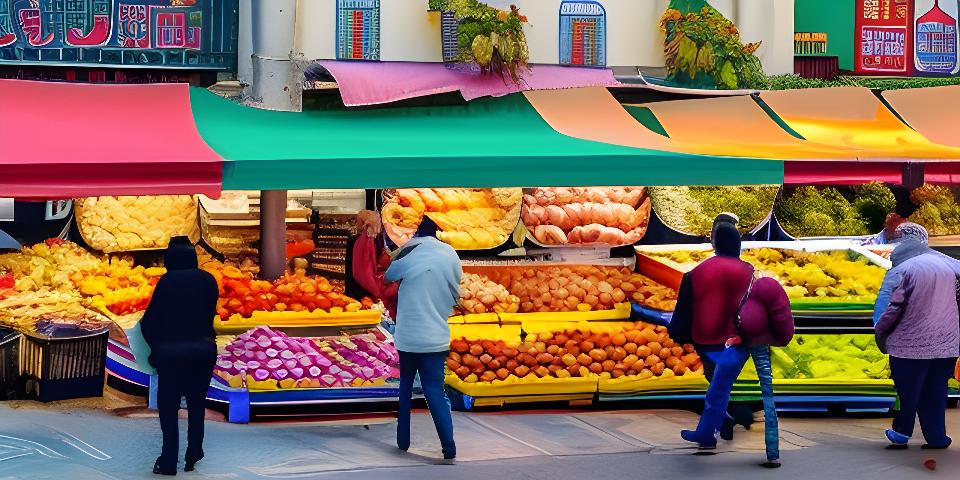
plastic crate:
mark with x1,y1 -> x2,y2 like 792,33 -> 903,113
19,329 -> 108,402
0,328 -> 20,400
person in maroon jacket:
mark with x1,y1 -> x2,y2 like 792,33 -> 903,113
670,215 -> 794,463
670,216 -> 754,440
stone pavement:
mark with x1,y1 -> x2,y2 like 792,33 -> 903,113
0,400 -> 957,479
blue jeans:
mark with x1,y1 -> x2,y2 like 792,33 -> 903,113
695,345 -> 780,461
397,351 -> 455,457
751,346 -> 779,462
695,345 -> 751,442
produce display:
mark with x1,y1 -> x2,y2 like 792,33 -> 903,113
381,188 -> 522,250
0,240 -> 163,329
458,273 -> 521,314
446,321 -> 702,384
464,265 -> 677,313
642,247 -> 885,306
521,187 -> 651,246
215,326 -> 399,390
200,262 -> 366,320
649,186 -> 779,236
741,334 -> 889,380
75,195 -> 201,252
907,184 -> 960,236
776,183 -> 896,238
0,289 -> 111,332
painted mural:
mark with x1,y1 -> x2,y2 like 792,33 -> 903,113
914,0 -> 959,74
0,0 -> 237,69
559,1 -> 605,67
855,0 -> 912,74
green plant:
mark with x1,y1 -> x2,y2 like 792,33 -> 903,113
660,4 -> 767,90
430,0 -> 529,83
775,185 -> 899,237
766,74 -> 960,91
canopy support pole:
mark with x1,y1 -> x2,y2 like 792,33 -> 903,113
903,164 -> 925,191
260,190 -> 287,281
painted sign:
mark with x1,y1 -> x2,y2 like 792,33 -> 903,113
336,0 -> 380,61
559,1 -> 605,67
794,32 -> 828,55
914,0 -> 959,74
856,0 -> 913,74
0,0 -> 237,69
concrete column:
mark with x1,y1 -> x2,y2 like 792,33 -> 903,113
237,0 -> 253,87
260,190 -> 288,281
248,0 -> 301,111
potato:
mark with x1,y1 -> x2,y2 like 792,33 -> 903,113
577,353 -> 593,366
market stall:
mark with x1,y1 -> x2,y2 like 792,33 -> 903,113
5,79 -> 960,420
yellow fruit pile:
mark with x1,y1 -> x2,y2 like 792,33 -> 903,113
742,248 -> 885,300
645,248 -> 886,302
382,188 -> 521,250
75,195 -> 200,252
458,273 -> 520,314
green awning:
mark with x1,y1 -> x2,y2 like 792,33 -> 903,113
190,89 -> 782,190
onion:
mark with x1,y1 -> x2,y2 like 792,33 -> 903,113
253,369 -> 270,381
266,359 -> 283,370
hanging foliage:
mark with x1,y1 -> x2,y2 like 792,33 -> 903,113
429,0 -> 530,83
659,3 -> 767,90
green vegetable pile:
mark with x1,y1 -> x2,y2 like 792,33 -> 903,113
776,183 -> 896,238
742,335 -> 889,380
650,186 -> 779,236
908,184 -> 960,236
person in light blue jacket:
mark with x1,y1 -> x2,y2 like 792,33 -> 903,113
873,223 -> 958,325
385,217 -> 462,461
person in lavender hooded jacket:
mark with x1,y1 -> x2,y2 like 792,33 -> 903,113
875,223 -> 960,450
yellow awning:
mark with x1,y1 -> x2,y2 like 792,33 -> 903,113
758,87 -> 960,161
881,86 -> 960,148
634,95 -> 856,161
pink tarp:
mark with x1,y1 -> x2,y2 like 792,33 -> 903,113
0,79 -> 222,199
316,61 -> 620,107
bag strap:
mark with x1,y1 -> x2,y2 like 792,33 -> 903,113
734,267 -> 757,336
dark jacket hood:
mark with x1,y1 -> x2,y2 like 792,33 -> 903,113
164,237 -> 198,271
712,221 -> 742,258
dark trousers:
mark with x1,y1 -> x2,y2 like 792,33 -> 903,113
156,366 -> 213,468
397,350 -> 455,457
890,356 -> 956,446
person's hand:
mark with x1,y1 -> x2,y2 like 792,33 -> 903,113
725,335 -> 742,348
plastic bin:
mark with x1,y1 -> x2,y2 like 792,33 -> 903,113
19,329 -> 109,402
0,328 -> 20,400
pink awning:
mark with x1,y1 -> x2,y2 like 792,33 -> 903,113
316,61 -> 620,107
0,79 -> 222,199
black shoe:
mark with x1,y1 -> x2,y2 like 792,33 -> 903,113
184,451 -> 204,472
154,458 -> 177,476
720,417 -> 736,441
921,437 -> 952,450
761,460 -> 782,468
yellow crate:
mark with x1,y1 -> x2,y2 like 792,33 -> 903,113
448,313 -> 499,325
499,303 -> 631,324
599,372 -> 708,394
449,324 -> 521,342
214,309 -> 381,334
445,373 -> 598,397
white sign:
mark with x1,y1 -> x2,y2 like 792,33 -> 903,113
560,1 -> 604,17
0,199 -> 13,222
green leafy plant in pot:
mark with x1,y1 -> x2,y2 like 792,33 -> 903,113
429,0 -> 529,83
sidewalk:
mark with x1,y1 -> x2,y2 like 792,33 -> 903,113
0,401 -> 956,479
